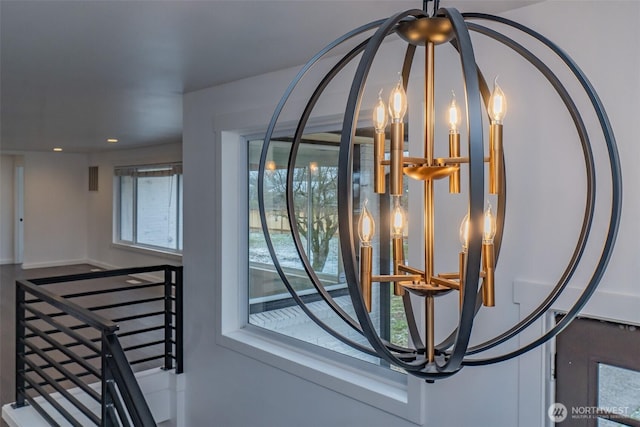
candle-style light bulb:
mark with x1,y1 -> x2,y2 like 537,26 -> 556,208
391,197 -> 405,238
358,201 -> 375,246
459,214 -> 470,252
373,91 -> 387,133
388,78 -> 407,122
483,202 -> 497,244
488,77 -> 507,124
448,91 -> 461,133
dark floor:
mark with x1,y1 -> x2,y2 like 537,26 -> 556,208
0,263 -> 169,421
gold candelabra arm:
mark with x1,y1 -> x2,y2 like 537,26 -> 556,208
360,245 -> 373,312
392,236 -> 405,296
489,123 -> 503,195
371,274 -> 422,283
373,132 -> 386,194
449,132 -> 460,193
482,243 -> 495,306
430,276 -> 460,290
390,122 -> 404,196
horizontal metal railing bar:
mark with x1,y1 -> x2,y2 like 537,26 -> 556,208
18,280 -> 117,333
85,296 -> 164,312
25,312 -> 67,321
22,338 -> 101,403
23,321 -> 101,379
26,308 -> 169,327
26,331 -> 169,360
117,325 -> 164,338
113,310 -> 165,323
24,352 -> 101,372
122,339 -> 164,353
128,354 -> 164,366
20,372 -> 85,427
26,343 -> 101,358
24,322 -> 100,360
25,321 -> 97,337
24,305 -> 101,355
107,379 -> 132,427
26,370 -> 96,390
27,264 -> 178,286
23,357 -> 100,426
59,282 -> 164,299
29,330 -> 167,355
104,334 -> 156,426
24,393 -> 62,427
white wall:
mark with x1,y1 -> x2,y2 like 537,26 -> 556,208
183,1 -> 638,426
0,155 -> 15,264
21,152 -> 89,268
86,142 -> 182,269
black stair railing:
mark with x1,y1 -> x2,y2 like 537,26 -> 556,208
14,265 -> 183,427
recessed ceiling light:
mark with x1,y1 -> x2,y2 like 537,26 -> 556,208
53,147 -> 63,152
107,138 -> 119,143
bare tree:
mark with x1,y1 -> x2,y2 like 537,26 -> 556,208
251,165 -> 338,272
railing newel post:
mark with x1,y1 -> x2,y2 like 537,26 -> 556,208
102,332 -> 115,427
15,282 -> 26,408
175,266 -> 184,374
164,267 -> 173,370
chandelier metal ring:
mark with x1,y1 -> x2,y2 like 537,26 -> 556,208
258,5 -> 622,380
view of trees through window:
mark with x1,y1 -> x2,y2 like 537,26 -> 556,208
248,134 -> 410,363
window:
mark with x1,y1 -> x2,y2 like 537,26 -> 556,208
216,130 -> 424,425
114,163 -> 183,253
248,134 -> 409,366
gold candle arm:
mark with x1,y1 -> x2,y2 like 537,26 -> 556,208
449,132 -> 461,193
488,78 -> 506,195
447,91 -> 461,193
392,237 -> 405,296
489,123 -> 503,195
429,276 -> 460,290
482,243 -> 495,307
374,132 -> 386,194
360,245 -> 373,312
390,122 -> 404,195
373,92 -> 387,194
371,274 -> 422,283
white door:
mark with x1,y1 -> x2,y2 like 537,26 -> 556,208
14,164 -> 24,264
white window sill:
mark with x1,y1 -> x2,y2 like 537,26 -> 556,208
218,325 -> 425,424
111,242 -> 182,262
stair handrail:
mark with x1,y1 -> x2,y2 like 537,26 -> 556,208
102,333 -> 155,426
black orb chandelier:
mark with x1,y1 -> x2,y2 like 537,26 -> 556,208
258,0 -> 621,381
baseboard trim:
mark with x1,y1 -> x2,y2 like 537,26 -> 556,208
21,258 -> 90,270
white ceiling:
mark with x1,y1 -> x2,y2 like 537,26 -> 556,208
0,0 -> 541,153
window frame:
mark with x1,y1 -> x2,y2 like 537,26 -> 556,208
216,129 -> 427,424
113,162 -> 184,256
